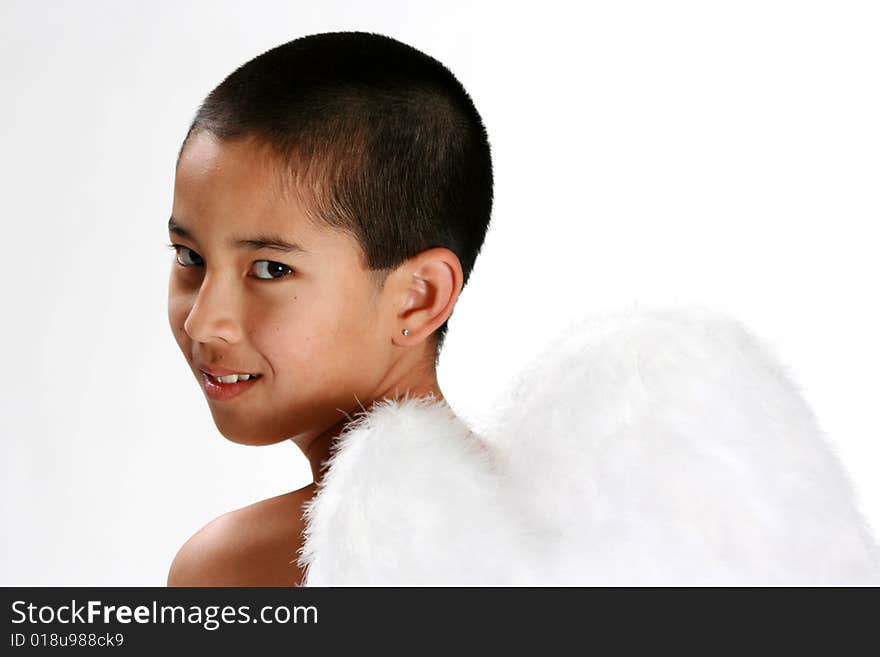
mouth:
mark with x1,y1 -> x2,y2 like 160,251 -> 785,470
200,371 -> 263,401
201,371 -> 262,384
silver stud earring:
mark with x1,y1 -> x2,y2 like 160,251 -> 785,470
401,328 -> 409,336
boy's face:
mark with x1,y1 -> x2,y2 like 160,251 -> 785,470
168,131 -> 395,446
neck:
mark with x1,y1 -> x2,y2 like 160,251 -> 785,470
300,371 -> 446,486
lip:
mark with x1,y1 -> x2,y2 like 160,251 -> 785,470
201,370 -> 262,401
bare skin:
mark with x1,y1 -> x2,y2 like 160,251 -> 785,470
166,131 -> 463,586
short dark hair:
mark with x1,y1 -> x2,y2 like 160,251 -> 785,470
178,31 -> 494,356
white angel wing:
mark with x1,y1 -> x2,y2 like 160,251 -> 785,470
486,305 -> 880,585
298,395 -> 533,586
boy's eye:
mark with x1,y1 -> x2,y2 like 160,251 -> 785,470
168,244 -> 203,267
252,260 -> 294,280
166,244 -> 294,280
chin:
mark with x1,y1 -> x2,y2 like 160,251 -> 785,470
221,431 -> 287,447
210,417 -> 287,447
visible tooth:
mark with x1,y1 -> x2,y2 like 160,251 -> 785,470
213,373 -> 259,384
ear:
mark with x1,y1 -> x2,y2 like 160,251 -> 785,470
390,248 -> 463,346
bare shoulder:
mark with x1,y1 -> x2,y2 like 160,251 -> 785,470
167,484 -> 317,587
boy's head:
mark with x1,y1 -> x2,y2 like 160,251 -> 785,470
168,32 -> 493,445
180,31 -> 493,354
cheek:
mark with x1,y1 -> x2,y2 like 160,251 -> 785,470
325,297 -> 389,370
254,294 -> 383,378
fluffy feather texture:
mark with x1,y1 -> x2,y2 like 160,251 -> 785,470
298,306 -> 880,586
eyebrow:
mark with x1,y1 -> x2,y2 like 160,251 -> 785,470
168,217 -> 308,254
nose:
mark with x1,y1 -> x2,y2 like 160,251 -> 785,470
183,272 -> 245,345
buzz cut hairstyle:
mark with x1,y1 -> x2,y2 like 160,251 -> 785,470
178,31 -> 494,357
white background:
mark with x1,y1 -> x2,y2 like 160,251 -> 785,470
1,0 -> 878,585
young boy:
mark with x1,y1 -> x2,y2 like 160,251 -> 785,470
165,31 -> 493,585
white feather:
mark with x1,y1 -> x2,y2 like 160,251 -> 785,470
298,394 -> 534,585
299,306 -> 880,585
